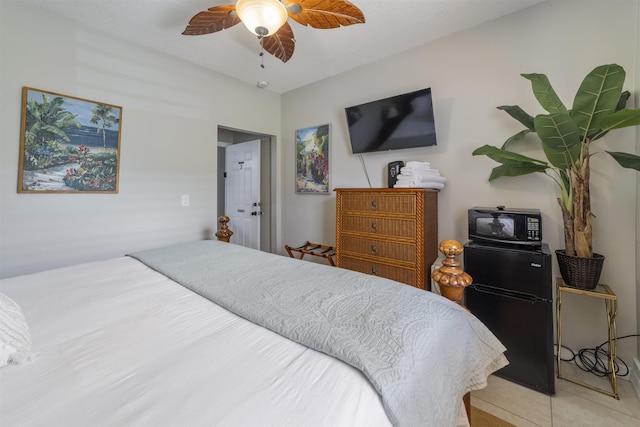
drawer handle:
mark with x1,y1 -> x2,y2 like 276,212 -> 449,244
371,222 -> 377,231
371,266 -> 378,275
371,200 -> 378,209
371,244 -> 377,254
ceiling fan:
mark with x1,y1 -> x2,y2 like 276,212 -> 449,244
182,0 -> 365,63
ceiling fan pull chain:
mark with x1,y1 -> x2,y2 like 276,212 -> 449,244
259,36 -> 265,69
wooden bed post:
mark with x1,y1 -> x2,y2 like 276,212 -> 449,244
431,239 -> 473,420
215,215 -> 233,242
431,239 -> 472,307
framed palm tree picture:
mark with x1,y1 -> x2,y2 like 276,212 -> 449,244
18,87 -> 122,193
295,124 -> 330,194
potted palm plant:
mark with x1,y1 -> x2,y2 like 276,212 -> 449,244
473,64 -> 640,289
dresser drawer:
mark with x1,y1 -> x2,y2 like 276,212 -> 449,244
340,215 -> 416,239
340,235 -> 416,263
339,192 -> 416,215
340,256 -> 418,288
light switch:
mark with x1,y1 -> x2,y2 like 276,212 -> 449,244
181,194 -> 190,207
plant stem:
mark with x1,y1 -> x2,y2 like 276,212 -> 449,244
558,197 -> 576,256
572,141 -> 593,258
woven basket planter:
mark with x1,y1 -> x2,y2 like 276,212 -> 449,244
555,250 -> 605,290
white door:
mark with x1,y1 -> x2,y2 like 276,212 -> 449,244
225,140 -> 261,249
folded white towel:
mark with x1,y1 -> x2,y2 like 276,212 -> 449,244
396,174 -> 416,181
396,161 -> 445,189
396,174 -> 445,183
405,161 -> 431,168
401,167 -> 439,175
412,171 -> 442,178
413,174 -> 446,183
394,181 -> 445,189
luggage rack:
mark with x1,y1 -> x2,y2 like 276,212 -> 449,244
285,241 -> 336,266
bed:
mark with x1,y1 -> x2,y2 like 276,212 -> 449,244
0,240 -> 507,427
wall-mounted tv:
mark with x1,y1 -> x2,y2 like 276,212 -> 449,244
344,88 -> 437,154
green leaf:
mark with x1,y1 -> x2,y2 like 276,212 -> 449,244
533,113 -> 581,169
497,105 -> 535,130
558,169 -> 573,215
501,129 -> 534,149
598,108 -> 640,132
571,64 -> 625,139
472,145 -> 549,181
606,151 -> 640,171
616,91 -> 631,111
472,144 -> 547,165
521,73 -> 567,114
591,92 -> 635,141
488,163 -> 549,181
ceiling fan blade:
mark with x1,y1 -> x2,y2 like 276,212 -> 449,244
261,22 -> 295,63
182,5 -> 241,36
285,0 -> 365,29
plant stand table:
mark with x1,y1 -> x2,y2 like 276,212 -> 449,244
556,278 -> 619,399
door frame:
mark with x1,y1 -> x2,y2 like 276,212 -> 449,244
217,126 -> 277,253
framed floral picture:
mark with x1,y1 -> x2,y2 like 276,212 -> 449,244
18,87 -> 122,193
295,124 -> 330,194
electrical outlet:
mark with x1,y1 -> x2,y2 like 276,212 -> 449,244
181,194 -> 190,207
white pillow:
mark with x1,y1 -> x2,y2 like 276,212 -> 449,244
0,292 -> 33,367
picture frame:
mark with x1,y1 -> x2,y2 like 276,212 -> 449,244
295,124 -> 330,194
18,87 -> 122,193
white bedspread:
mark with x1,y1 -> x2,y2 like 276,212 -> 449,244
129,241 -> 507,427
0,257 -> 392,427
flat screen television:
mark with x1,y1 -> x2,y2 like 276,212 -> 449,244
344,88 -> 437,154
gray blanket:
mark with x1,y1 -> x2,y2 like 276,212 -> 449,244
128,241 -> 507,427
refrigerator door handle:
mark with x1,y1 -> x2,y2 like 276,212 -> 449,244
471,284 -> 540,303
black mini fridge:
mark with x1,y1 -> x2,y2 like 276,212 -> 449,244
464,241 -> 555,395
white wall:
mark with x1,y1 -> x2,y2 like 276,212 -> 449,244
0,1 -> 281,278
281,0 -> 639,373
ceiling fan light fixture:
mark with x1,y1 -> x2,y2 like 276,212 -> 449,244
182,0 -> 365,64
236,0 -> 288,37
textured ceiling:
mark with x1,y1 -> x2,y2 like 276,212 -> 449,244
19,0 -> 543,93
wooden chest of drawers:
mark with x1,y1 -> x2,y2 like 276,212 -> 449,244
335,188 -> 438,290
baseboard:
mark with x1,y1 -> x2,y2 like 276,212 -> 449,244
631,357 -> 640,400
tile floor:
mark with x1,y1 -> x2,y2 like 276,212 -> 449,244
471,361 -> 640,426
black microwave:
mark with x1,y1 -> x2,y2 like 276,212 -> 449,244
468,206 -> 542,246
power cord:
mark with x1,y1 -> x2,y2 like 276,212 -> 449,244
557,334 -> 639,378
358,153 -> 372,188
